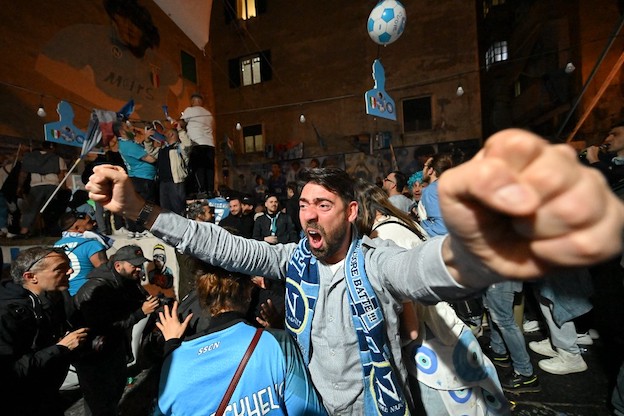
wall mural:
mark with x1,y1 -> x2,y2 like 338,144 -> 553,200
34,0 -> 183,122
225,139 -> 480,199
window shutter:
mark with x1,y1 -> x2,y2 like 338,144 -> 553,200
260,50 -> 272,82
224,0 -> 237,24
228,57 -> 241,88
256,0 -> 267,14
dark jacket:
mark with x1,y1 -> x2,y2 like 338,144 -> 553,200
589,154 -> 624,198
252,212 -> 298,244
0,281 -> 72,416
218,212 -> 255,238
73,263 -> 147,360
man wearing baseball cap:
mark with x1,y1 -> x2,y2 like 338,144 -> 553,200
73,244 -> 160,415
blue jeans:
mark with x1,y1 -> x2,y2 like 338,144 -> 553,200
485,281 -> 534,376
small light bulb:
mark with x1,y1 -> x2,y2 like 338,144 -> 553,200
565,62 -> 575,74
37,106 -> 47,118
456,86 -> 464,97
299,114 -> 306,123
235,122 -> 242,131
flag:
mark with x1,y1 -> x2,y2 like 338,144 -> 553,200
93,109 -> 117,147
80,112 -> 102,158
117,99 -> 135,121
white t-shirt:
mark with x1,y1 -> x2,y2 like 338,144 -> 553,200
182,106 -> 214,146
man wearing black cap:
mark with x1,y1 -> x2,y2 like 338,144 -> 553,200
73,244 -> 160,416
181,93 -> 215,196
241,194 -> 255,216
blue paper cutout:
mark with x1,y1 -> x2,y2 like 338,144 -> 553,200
365,59 -> 396,121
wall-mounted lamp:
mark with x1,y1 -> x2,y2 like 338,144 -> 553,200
299,114 -> 306,123
456,85 -> 465,97
235,122 -> 242,131
36,95 -> 46,118
565,62 -> 576,74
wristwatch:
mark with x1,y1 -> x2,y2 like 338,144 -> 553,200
136,202 -> 154,228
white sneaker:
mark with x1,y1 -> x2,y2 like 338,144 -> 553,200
538,349 -> 588,375
576,332 -> 594,346
529,338 -> 558,358
523,320 -> 541,333
588,329 -> 600,340
135,230 -> 151,239
127,231 -> 136,238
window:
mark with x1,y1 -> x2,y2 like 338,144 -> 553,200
485,41 -> 509,70
243,124 -> 264,153
402,97 -> 432,132
224,0 -> 267,23
180,51 -> 197,84
241,55 -> 261,86
238,0 -> 256,19
228,50 -> 272,88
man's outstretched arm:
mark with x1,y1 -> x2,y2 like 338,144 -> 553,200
85,165 -> 294,279
439,129 -> 624,284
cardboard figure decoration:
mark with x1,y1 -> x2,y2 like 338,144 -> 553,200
365,59 -> 396,121
44,101 -> 87,148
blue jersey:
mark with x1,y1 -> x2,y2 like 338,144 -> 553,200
420,181 -> 448,237
118,139 -> 156,180
156,321 -> 326,416
55,235 -> 106,295
208,196 -> 230,225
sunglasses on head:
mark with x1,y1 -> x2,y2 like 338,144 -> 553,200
24,247 -> 68,273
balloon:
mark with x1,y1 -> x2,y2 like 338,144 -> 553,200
367,0 -> 407,46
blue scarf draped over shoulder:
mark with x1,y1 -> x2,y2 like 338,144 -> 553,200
285,237 -> 409,416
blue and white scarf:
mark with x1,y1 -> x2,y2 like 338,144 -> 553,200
285,238 -> 409,416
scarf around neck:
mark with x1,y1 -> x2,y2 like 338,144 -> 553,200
285,237 -> 409,416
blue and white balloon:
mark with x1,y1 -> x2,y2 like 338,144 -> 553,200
367,0 -> 407,45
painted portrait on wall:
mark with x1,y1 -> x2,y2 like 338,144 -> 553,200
35,0 -> 183,121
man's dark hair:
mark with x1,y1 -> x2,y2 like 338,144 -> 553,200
40,141 -> 55,151
430,154 -> 454,177
298,168 -> 355,207
104,0 -> 160,57
286,181 -> 298,194
60,212 -> 79,231
112,121 -> 124,137
390,170 -> 407,192
227,195 -> 241,204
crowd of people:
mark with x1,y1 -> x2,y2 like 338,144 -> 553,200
1,125 -> 624,415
